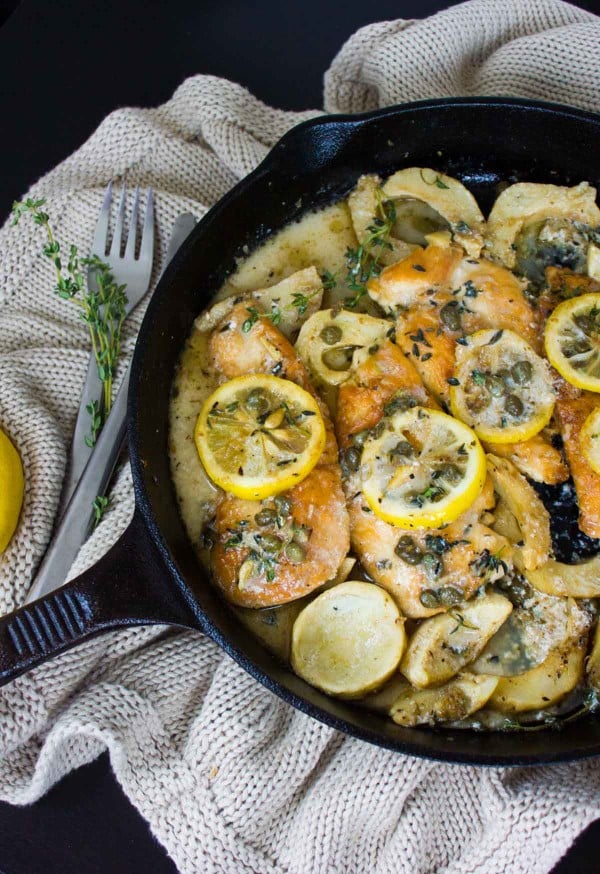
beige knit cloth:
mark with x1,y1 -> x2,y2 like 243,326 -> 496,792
1,1 -> 599,871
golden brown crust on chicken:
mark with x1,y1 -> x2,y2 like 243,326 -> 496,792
555,391 -> 600,539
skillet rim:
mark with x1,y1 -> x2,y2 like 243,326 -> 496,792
129,95 -> 600,766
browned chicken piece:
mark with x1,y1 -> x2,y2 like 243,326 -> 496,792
386,245 -> 564,485
555,388 -> 600,539
481,432 -> 568,486
208,302 -> 350,608
336,339 -> 511,618
538,266 -> 600,325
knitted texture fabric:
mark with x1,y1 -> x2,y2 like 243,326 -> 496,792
1,1 -> 600,871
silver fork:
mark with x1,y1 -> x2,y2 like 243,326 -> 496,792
58,183 -> 154,515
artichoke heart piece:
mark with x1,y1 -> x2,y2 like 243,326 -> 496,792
588,622 -> 600,691
295,308 -> 390,386
400,592 -> 513,688
527,554 -> 600,598
291,581 -> 406,698
348,174 -> 417,265
486,454 -> 551,571
194,266 -> 324,339
390,674 -> 499,726
490,635 -> 588,713
485,182 -> 600,279
381,167 -> 486,257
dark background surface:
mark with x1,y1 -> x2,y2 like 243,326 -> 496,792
0,0 -> 599,871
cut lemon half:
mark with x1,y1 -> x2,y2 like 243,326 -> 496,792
544,292 -> 600,391
450,329 -> 555,444
360,406 -> 485,529
580,405 -> 600,475
0,427 -> 24,554
195,374 -> 326,500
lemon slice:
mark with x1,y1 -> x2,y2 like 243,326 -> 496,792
580,406 -> 600,474
195,374 -> 326,500
544,293 -> 600,391
450,329 -> 555,444
360,407 -> 485,529
0,427 -> 24,554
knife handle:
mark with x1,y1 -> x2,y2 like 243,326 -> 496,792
58,352 -> 104,516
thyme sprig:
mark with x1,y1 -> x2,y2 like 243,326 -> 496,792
12,198 -> 128,443
344,193 -> 397,309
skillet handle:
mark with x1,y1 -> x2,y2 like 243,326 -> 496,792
0,509 -> 196,687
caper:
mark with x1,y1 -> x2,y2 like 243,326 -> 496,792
320,324 -> 343,345
510,359 -> 533,386
344,446 -> 361,472
274,495 -> 292,517
352,429 -> 369,447
293,525 -> 310,546
255,508 -> 277,527
285,542 -> 306,563
439,462 -> 462,483
322,345 -> 356,372
395,535 -> 423,565
419,589 -> 440,609
421,552 -> 442,576
437,585 -> 463,606
245,389 -> 270,416
389,439 -> 414,460
259,534 -> 283,556
486,375 -> 507,398
497,368 -> 512,386
505,394 -> 524,417
440,302 -> 462,332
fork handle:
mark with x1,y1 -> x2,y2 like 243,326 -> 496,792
58,352 -> 104,515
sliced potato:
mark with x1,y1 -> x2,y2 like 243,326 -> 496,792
295,308 -> 390,386
486,454 -> 551,571
360,673 -> 413,713
382,167 -> 486,257
348,174 -> 415,266
390,674 -> 498,726
195,267 -> 324,339
291,581 -> 406,698
486,181 -> 600,270
400,592 -> 513,688
491,498 -> 522,545
526,555 -> 600,598
490,636 -> 588,713
587,622 -> 600,691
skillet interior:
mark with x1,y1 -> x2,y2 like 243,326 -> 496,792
130,97 -> 600,765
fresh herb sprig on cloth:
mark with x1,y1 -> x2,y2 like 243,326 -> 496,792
11,198 -> 127,444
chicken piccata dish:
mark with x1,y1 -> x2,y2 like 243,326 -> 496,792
169,167 -> 600,730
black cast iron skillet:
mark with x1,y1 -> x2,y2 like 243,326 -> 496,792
1,97 -> 600,766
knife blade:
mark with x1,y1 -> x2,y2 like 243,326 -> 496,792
25,212 -> 196,604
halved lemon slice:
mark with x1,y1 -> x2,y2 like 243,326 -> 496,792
360,406 -> 485,529
450,329 -> 555,444
195,374 -> 326,500
544,292 -> 600,391
0,427 -> 24,554
580,405 -> 600,474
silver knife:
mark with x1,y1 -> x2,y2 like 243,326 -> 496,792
25,212 -> 196,604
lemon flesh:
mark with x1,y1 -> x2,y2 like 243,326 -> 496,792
450,328 -> 555,444
544,292 -> 600,392
360,407 -> 486,529
195,374 -> 326,500
0,428 -> 24,554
